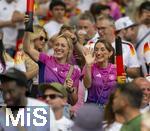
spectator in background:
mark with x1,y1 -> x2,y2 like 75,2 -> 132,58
77,11 -> 99,49
77,0 -> 100,13
0,68 -> 57,131
23,31 -> 81,105
136,1 -> 150,77
0,31 -> 14,74
83,40 -> 124,107
71,104 -> 104,131
133,77 -> 150,113
44,0 -> 68,38
64,0 -> 81,19
104,93 -> 125,131
136,1 -> 150,44
39,82 -> 73,131
115,16 -> 141,79
115,16 -> 138,46
34,0 -> 51,26
90,2 -> 111,21
11,0 -> 26,52
99,0 -> 122,20
96,15 -> 140,80
113,83 -> 143,131
11,0 -> 40,52
0,0 -> 18,57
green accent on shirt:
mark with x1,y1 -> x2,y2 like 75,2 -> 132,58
121,114 -> 142,131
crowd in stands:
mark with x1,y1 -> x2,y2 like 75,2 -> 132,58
0,0 -> 149,131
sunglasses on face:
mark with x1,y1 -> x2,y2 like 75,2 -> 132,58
35,36 -> 48,42
43,94 -> 64,100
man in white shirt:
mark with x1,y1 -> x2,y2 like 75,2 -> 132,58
39,82 -> 73,131
44,0 -> 67,38
136,1 -> 150,76
77,11 -> 99,49
0,68 -> 57,131
96,15 -> 140,79
0,0 -> 18,57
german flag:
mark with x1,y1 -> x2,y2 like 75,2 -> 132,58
144,42 -> 150,53
25,0 -> 34,32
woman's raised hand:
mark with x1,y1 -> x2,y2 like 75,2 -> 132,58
83,47 -> 95,65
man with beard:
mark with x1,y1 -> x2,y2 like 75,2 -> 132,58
115,16 -> 138,47
113,83 -> 143,131
0,68 -> 57,131
136,1 -> 150,76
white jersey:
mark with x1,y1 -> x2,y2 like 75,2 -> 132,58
105,122 -> 122,131
84,32 -> 99,49
136,25 -> 150,75
56,116 -> 73,131
0,0 -> 18,49
112,40 -> 140,68
44,20 -> 63,38
137,42 -> 150,75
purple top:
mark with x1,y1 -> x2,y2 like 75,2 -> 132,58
39,53 -> 81,88
84,63 -> 117,105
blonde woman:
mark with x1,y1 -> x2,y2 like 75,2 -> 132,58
23,30 -> 81,105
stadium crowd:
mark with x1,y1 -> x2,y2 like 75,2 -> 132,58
0,0 -> 150,131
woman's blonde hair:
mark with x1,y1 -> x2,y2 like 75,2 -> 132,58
30,25 -> 48,41
54,34 -> 73,63
29,25 -> 48,52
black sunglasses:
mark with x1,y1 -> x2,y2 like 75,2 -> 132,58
43,94 -> 64,100
36,36 -> 48,42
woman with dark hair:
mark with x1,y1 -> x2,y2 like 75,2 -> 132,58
83,39 -> 125,107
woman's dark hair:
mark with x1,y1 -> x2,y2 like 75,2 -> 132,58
94,39 -> 115,64
104,93 -> 115,127
0,38 -> 6,69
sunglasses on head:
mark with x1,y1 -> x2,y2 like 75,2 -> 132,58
36,36 -> 48,42
43,94 -> 64,100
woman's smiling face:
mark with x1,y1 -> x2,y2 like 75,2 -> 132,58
53,37 -> 70,61
94,42 -> 112,63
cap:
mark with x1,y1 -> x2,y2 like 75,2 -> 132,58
0,68 -> 28,88
115,16 -> 136,31
72,104 -> 104,131
39,82 -> 68,97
